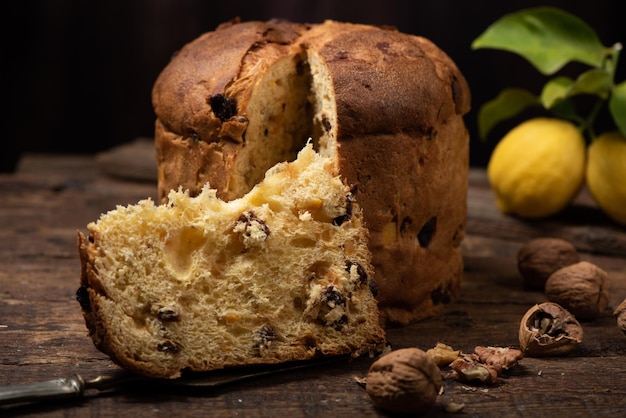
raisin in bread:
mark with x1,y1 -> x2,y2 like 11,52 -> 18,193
152,19 -> 471,325
77,144 -> 385,379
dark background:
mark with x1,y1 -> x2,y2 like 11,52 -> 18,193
4,0 -> 625,172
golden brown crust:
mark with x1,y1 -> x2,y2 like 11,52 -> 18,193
305,24 -> 469,137
152,19 -> 471,325
154,121 -> 241,201
77,232 -> 109,363
152,20 -> 309,202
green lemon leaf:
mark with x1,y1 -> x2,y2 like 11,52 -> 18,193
478,88 -> 539,140
541,76 -> 573,109
472,7 -> 608,75
541,70 -> 612,109
609,80 -> 626,136
568,69 -> 613,99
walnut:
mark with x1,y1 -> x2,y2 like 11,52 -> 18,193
474,346 -> 523,375
545,261 -> 610,320
449,354 -> 499,385
426,342 -> 461,366
519,302 -> 583,357
614,298 -> 626,336
366,348 -> 442,415
517,237 -> 580,290
448,345 -> 523,385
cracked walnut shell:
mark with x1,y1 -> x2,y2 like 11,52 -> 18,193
519,302 -> 583,357
366,348 -> 442,414
545,261 -> 610,320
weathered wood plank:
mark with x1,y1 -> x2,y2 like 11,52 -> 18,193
466,171 -> 626,257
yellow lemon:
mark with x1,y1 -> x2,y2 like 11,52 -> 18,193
586,130 -> 626,226
487,117 -> 586,218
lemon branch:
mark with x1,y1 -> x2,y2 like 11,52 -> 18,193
472,7 -> 626,143
578,99 -> 604,140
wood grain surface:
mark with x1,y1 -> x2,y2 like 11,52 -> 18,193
1,148 -> 625,417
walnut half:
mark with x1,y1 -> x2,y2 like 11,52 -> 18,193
519,302 -> 583,357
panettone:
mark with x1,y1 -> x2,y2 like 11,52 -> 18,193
152,19 -> 471,325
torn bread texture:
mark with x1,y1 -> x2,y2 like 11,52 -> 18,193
77,144 -> 386,379
153,19 -> 471,325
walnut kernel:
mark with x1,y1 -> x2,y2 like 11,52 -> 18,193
517,237 -> 580,290
545,261 -> 610,320
518,302 -> 583,357
474,346 -> 524,375
450,354 -> 499,385
614,298 -> 626,336
426,342 -> 461,366
366,348 -> 442,414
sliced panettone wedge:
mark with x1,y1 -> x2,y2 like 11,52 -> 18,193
77,143 -> 386,379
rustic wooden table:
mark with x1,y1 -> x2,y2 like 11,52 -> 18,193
1,145 -> 625,417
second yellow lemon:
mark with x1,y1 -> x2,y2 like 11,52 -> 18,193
586,131 -> 626,226
487,117 -> 586,218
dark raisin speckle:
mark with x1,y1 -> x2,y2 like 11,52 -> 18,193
157,341 -> 181,354
334,314 -> 348,328
182,127 -> 200,142
332,186 -> 357,226
452,223 -> 465,247
208,94 -> 237,122
321,114 -> 332,132
157,308 -> 180,322
417,216 -> 437,248
368,279 -> 379,297
321,286 -> 346,308
400,217 -> 412,237
76,286 -> 91,312
321,287 -> 348,329
236,211 -> 270,242
346,261 -> 368,285
334,50 -> 349,60
425,127 -> 437,140
431,285 -> 451,305
307,286 -> 349,330
253,324 -> 277,351
376,42 -> 389,53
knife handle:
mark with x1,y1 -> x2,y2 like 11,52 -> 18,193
0,375 -> 85,406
